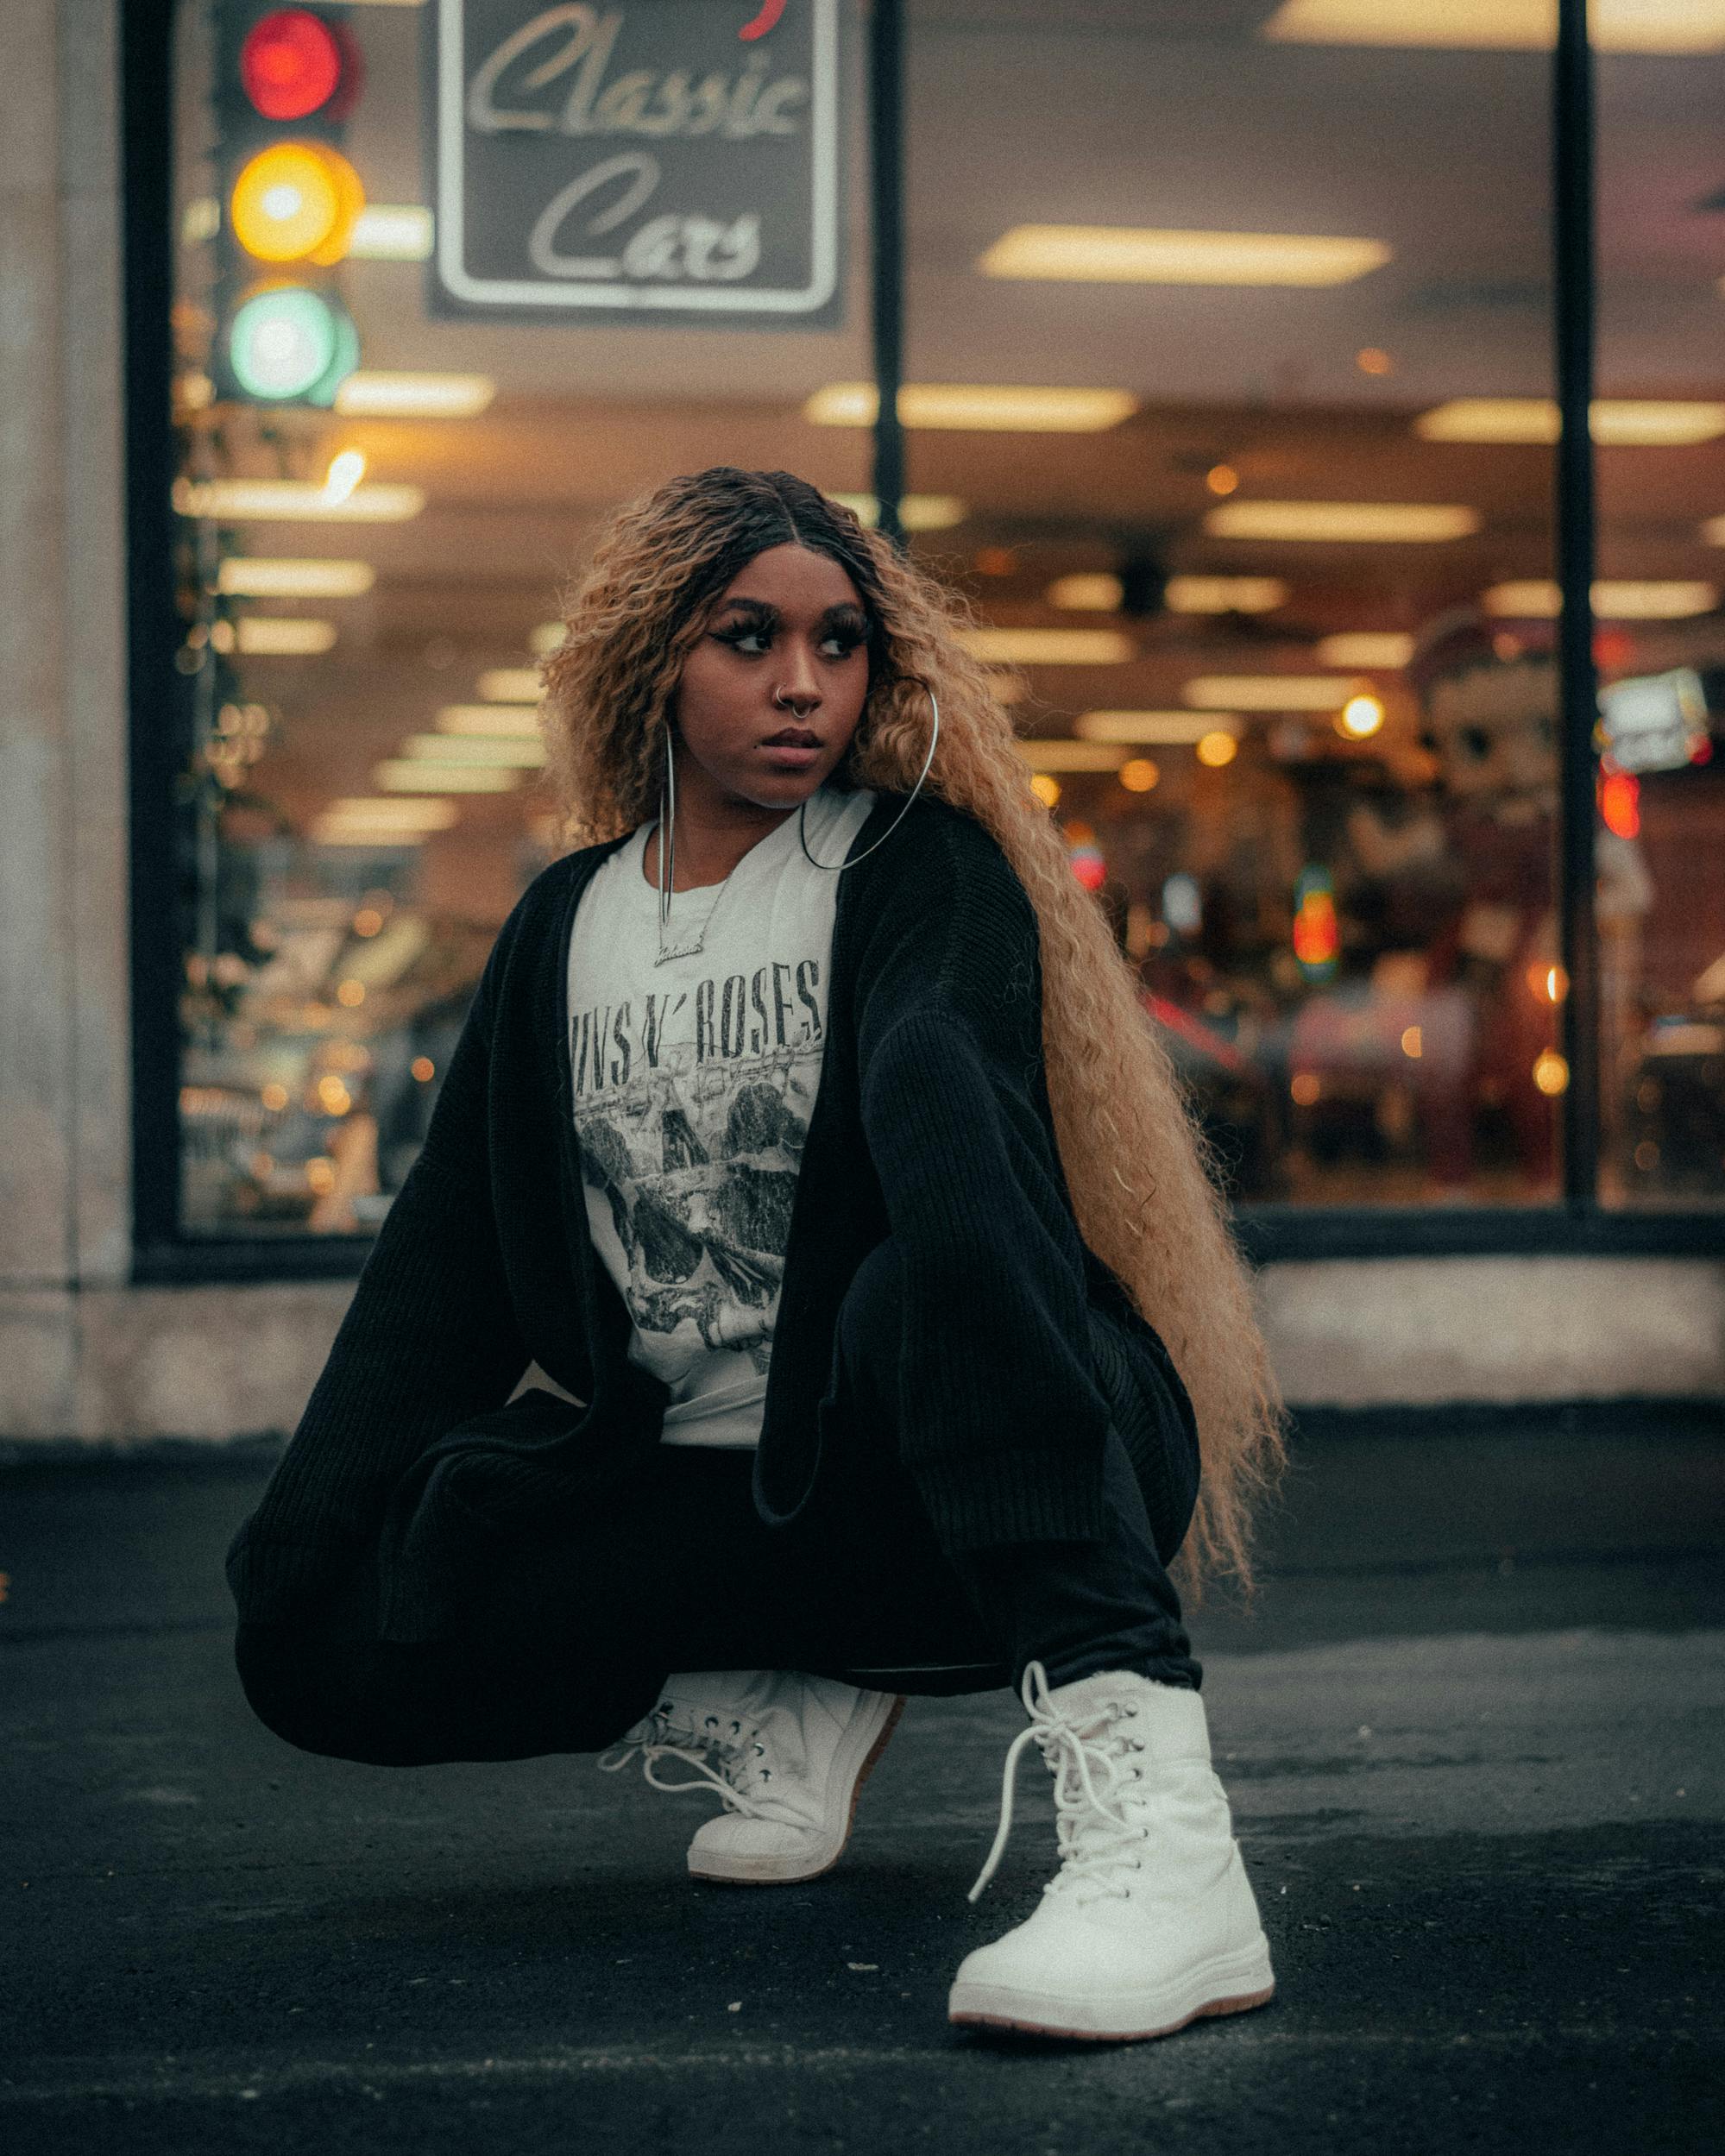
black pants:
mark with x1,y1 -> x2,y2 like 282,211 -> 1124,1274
235,1240 -> 1201,1770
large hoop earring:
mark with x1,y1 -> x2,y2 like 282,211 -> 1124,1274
657,722 -> 677,932
798,687 -> 939,872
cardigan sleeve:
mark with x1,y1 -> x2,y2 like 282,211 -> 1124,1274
852,811 -> 1114,1549
225,941 -> 531,1621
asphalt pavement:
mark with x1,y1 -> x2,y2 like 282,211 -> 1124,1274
2,1405 -> 1721,2154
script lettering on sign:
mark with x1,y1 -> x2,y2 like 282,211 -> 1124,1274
433,0 -> 840,319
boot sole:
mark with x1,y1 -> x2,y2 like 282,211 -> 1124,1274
688,1692 -> 906,1886
948,1943 -> 1275,2043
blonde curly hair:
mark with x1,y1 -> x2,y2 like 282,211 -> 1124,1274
539,468 -> 1287,1605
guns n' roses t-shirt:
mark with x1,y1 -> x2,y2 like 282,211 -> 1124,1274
566,783 -> 876,1449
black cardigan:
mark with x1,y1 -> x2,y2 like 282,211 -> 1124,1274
226,791 -> 1195,1643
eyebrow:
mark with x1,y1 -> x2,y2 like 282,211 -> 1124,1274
714,596 -> 868,628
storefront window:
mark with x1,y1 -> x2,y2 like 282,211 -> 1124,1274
899,4 -> 1561,1204
167,0 -> 870,1235
154,3 -> 1717,1244
1595,42 -> 1725,1209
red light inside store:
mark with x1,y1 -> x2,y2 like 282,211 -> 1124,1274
241,9 -> 344,120
1069,844 -> 1107,892
1292,865 -> 1339,977
1600,769 -> 1640,839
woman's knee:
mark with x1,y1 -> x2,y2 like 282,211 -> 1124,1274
233,1622 -> 409,1766
235,1618 -> 664,1768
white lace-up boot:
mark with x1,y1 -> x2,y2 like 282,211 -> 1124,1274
947,1661 -> 1275,2040
598,1670 -> 904,1885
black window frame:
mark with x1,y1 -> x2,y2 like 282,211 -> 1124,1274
124,0 -> 1721,1286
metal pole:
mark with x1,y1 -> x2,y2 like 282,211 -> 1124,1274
123,0 -> 185,1252
868,0 -> 906,549
1552,0 -> 1600,1208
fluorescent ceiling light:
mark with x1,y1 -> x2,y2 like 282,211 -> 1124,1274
1485,578 -> 1719,618
313,825 -> 433,846
530,622 -> 564,657
477,668 -> 541,702
1596,580 -> 1718,616
1075,711 -> 1242,745
805,382 -> 1136,432
235,617 -> 337,655
1418,398 -> 1725,445
1596,581 -> 1716,616
323,795 -> 456,827
1165,575 -> 1288,614
1316,632 -> 1415,668
347,205 -> 435,261
1013,739 -> 1129,771
401,732 -> 546,767
1048,575 -> 1124,610
958,627 -> 1134,665
1263,1 -> 1725,53
1205,500 -> 1480,543
829,492 -> 969,531
979,223 -> 1390,286
217,556 -> 375,598
1483,580 -> 1561,616
1591,400 -> 1725,446
1186,675 -> 1361,711
173,478 -> 425,522
437,704 -> 543,736
313,795 -> 457,843
375,762 -> 520,793
333,371 -> 494,418
1417,399 -> 1558,443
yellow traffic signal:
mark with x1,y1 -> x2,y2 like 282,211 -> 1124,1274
230,140 -> 363,266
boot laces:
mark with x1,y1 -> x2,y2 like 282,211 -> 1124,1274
966,1660 -> 1151,1907
597,1695 -> 774,1818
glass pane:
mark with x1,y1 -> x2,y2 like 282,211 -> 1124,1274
1596,41 -> 1725,1210
167,0 -> 871,1235
899,1 -> 1561,1204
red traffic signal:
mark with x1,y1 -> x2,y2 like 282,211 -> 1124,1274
239,9 -> 354,122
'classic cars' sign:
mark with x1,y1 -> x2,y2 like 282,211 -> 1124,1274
432,0 -> 842,321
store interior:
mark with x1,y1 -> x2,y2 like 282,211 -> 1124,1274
167,1 -> 1725,1234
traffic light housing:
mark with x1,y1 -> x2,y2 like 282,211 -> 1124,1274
212,7 -> 364,408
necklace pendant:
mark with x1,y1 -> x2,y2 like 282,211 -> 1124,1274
654,931 -> 705,965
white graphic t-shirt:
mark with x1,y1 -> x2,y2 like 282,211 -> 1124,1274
566,783 -> 878,1449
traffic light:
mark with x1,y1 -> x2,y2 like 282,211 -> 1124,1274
212,7 -> 364,408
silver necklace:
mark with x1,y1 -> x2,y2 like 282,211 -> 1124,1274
652,850 -> 729,966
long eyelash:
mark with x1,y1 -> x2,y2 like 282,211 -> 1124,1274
710,609 -> 866,652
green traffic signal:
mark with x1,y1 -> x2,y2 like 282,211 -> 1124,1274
226,284 -> 358,405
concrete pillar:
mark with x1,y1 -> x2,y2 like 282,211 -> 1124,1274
0,0 -> 131,1430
